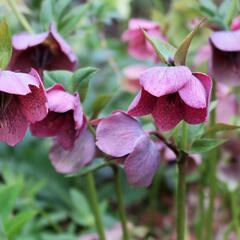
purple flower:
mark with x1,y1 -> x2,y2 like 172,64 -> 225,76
122,18 -> 166,61
8,24 -> 77,74
30,84 -> 95,173
128,66 -> 212,131
231,16 -> 240,31
96,111 -> 160,187
0,69 -> 48,146
209,29 -> 240,86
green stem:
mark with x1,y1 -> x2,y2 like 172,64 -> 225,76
176,122 -> 188,240
85,173 -> 106,240
205,80 -> 217,240
230,189 -> 240,239
6,0 -> 34,33
113,166 -> 129,240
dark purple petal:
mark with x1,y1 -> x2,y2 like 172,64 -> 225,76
124,136 -> 160,187
96,112 -> 145,157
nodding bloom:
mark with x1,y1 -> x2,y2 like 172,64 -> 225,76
96,111 -> 160,187
30,84 -> 95,173
231,16 -> 240,31
122,18 -> 166,61
0,69 -> 48,146
209,29 -> 240,86
216,83 -> 239,124
128,66 -> 212,131
8,24 -> 77,74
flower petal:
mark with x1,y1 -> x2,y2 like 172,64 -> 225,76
139,66 -> 192,97
96,112 -> 145,157
128,88 -> 157,116
49,126 -> 95,173
152,94 -> 183,131
0,70 -> 39,95
18,69 -> 48,123
178,74 -> 207,108
0,97 -> 28,146
124,136 -> 160,187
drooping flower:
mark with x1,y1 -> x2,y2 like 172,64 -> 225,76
8,24 -> 77,74
216,83 -> 239,124
209,29 -> 240,86
122,18 -> 166,61
0,69 -> 48,146
30,84 -> 95,173
194,44 -> 211,68
231,16 -> 240,31
128,66 -> 212,131
96,111 -> 160,187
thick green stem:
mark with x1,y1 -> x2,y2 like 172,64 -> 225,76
205,80 -> 217,240
6,0 -> 34,33
85,173 -> 106,240
230,190 -> 240,239
176,122 -> 187,240
113,166 -> 129,240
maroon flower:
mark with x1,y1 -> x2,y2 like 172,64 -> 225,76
122,18 -> 166,61
209,29 -> 240,86
96,112 -> 160,187
128,66 -> 212,131
30,84 -> 95,173
0,69 -> 48,146
8,24 -> 77,74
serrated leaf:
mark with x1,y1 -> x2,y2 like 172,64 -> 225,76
174,18 -> 206,66
191,138 -> 226,153
0,18 -> 12,69
43,70 -> 73,89
203,123 -> 240,137
91,95 -> 112,118
5,210 -> 37,239
223,0 -> 238,26
72,67 -> 98,102
143,30 -> 176,64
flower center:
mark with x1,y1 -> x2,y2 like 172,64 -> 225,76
0,93 -> 13,128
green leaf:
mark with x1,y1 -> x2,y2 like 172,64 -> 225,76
0,183 -> 21,219
91,95 -> 112,118
43,70 -> 73,89
143,30 -> 176,64
67,158 -> 110,177
199,0 -> 217,16
5,210 -> 37,239
191,138 -> 226,153
71,67 -> 98,102
0,18 -> 12,69
70,189 -> 94,227
39,0 -> 55,29
223,0 -> 239,26
203,123 -> 240,137
0,218 -> 7,240
174,18 -> 206,66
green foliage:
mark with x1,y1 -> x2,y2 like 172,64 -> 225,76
191,138 -> 226,153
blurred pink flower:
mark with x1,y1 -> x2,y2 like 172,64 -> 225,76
216,83 -> 239,123
231,16 -> 240,31
31,84 -> 95,173
122,18 -> 166,61
194,44 -> 211,67
209,29 -> 240,86
8,24 -> 77,74
122,64 -> 147,92
96,111 -> 160,187
0,69 -> 47,146
128,66 -> 212,131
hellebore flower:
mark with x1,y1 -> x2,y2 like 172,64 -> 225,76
231,16 -> 240,31
194,44 -> 211,68
96,111 -> 160,187
216,83 -> 239,124
8,24 -> 77,73
0,69 -> 48,146
209,29 -> 240,86
122,18 -> 166,61
30,84 -> 95,173
128,66 -> 212,131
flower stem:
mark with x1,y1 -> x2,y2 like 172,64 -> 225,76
85,173 -> 106,240
176,122 -> 188,240
230,189 -> 240,239
113,166 -> 130,240
205,80 -> 217,240
6,0 -> 34,33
